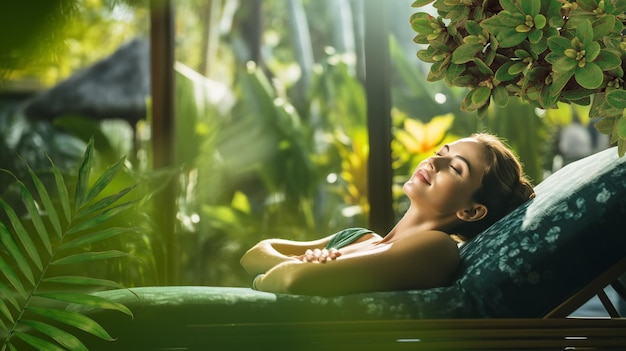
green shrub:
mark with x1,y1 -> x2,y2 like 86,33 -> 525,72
410,0 -> 626,155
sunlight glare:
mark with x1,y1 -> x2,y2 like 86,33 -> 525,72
434,93 -> 446,104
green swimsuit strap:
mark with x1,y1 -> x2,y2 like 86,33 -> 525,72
324,227 -> 375,250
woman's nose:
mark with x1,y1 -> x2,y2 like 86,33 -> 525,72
428,156 -> 438,171
429,156 -> 447,172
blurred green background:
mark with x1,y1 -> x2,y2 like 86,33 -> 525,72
0,0 -> 604,289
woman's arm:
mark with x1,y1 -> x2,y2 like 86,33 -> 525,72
254,230 -> 460,296
240,236 -> 334,276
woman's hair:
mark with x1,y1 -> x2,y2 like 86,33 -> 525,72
455,132 -> 535,241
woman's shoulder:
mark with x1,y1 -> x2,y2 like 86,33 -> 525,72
389,229 -> 460,261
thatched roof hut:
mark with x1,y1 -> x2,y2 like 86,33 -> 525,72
23,38 -> 150,126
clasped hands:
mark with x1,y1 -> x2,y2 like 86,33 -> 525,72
297,248 -> 341,263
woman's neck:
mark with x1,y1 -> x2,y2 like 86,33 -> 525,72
384,206 -> 459,241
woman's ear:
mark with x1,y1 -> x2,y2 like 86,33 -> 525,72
456,204 -> 488,222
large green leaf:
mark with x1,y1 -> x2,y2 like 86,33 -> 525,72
574,62 -> 603,89
605,89 -> 626,109
412,0 -> 435,6
451,43 -> 483,64
618,114 -> 626,138
594,49 -> 622,71
520,0 -> 541,16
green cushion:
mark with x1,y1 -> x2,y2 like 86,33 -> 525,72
458,146 -> 626,317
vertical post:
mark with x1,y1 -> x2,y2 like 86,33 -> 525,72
150,0 -> 178,285
363,0 -> 394,234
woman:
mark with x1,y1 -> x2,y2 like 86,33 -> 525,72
240,133 -> 535,296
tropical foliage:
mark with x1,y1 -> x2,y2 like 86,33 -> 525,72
410,0 -> 626,155
0,139 -> 136,350
0,1 -> 580,349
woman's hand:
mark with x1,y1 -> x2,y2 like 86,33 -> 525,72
298,248 -> 341,263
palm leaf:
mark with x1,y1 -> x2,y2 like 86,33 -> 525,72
51,251 -> 130,265
0,286 -> 15,323
0,283 -> 20,312
13,331 -> 66,351
74,138 -> 94,209
81,157 -> 126,208
1,138 -> 138,350
0,256 -> 26,298
59,227 -> 136,251
28,308 -> 115,342
66,200 -> 138,235
0,199 -> 43,271
74,184 -> 136,220
15,178 -> 53,255
26,164 -> 63,237
0,223 -> 35,286
21,320 -> 88,351
42,276 -> 126,290
48,155 -> 71,224
34,292 -> 132,317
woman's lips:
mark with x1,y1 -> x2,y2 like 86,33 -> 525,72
415,169 -> 431,185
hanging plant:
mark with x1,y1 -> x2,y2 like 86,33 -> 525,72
410,0 -> 626,155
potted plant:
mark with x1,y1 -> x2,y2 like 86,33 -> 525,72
410,0 -> 626,155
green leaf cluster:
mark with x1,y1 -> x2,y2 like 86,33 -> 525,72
1,139 -> 134,350
411,0 -> 626,155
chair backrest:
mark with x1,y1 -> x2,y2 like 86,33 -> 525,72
456,147 -> 626,317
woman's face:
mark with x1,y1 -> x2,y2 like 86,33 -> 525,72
403,138 -> 489,218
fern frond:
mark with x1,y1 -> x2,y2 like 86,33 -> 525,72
1,138 -> 138,350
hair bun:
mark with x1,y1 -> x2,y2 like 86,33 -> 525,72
508,178 -> 535,212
